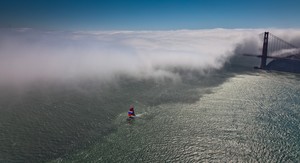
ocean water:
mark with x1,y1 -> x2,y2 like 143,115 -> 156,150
1,68 -> 300,162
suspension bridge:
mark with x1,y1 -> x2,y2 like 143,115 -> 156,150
244,32 -> 300,73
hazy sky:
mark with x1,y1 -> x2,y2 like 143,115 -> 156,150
0,0 -> 299,30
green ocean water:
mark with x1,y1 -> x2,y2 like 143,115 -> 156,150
1,69 -> 300,162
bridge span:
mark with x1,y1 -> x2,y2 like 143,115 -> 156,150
244,32 -> 300,73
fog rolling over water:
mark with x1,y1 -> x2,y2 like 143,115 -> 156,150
1,29 -> 300,162
0,28 -> 263,85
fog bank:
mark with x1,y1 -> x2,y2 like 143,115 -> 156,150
1,28 -> 300,86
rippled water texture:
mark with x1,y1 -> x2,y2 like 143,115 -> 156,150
1,71 -> 300,162
58,72 -> 300,162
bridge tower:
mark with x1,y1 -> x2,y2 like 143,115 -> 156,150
260,32 -> 269,69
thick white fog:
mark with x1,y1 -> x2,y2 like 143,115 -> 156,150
1,28 -> 300,86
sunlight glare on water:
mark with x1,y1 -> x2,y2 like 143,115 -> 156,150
58,73 -> 300,162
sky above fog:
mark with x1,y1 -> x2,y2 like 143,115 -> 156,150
1,1 -> 300,86
0,0 -> 300,30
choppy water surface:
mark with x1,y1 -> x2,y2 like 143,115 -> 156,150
1,71 -> 300,162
